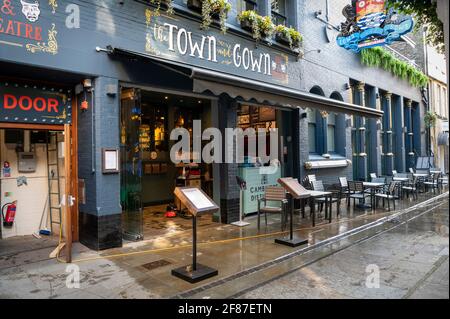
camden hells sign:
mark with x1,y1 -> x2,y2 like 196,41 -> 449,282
0,83 -> 72,124
337,0 -> 413,53
0,0 -> 58,55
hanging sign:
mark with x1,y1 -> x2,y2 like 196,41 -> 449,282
337,0 -> 413,53
0,83 -> 72,124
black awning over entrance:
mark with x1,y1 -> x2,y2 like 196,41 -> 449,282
107,47 -> 383,118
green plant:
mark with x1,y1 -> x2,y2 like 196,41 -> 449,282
201,0 -> 231,34
424,111 -> 437,128
360,47 -> 429,88
387,0 -> 444,53
275,24 -> 303,50
237,10 -> 275,42
149,0 -> 174,16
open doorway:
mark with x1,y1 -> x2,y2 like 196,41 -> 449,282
120,88 -> 216,241
0,129 -> 65,240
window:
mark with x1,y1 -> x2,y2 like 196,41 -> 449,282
271,0 -> 287,25
307,108 -> 317,153
443,87 -> 448,119
237,0 -> 257,13
327,113 -> 336,153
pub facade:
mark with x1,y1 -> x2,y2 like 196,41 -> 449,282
1,0 -> 425,252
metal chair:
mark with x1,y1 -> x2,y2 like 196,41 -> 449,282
257,186 -> 288,230
423,172 -> 440,194
375,181 -> 398,211
348,181 -> 370,208
339,177 -> 350,205
402,175 -> 419,200
311,180 -> 341,218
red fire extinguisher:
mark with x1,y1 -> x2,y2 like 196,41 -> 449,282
2,201 -> 17,227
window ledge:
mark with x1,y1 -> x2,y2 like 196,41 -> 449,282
304,159 -> 352,170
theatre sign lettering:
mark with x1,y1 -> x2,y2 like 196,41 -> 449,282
0,0 -> 58,54
144,8 -> 290,84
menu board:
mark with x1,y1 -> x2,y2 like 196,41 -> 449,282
174,187 -> 219,215
277,178 -> 311,199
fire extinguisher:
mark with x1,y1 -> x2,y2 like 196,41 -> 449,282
1,201 -> 17,227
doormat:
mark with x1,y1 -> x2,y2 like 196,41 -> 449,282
141,259 -> 172,271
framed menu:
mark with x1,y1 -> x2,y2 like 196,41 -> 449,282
174,187 -> 219,215
277,177 -> 311,199
102,148 -> 119,174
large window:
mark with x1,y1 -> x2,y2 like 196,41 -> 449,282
327,113 -> 336,153
307,108 -> 317,154
271,0 -> 287,25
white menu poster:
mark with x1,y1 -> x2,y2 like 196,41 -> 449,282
183,188 -> 215,210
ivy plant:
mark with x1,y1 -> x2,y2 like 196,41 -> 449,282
149,0 -> 174,16
360,47 -> 429,88
424,111 -> 437,128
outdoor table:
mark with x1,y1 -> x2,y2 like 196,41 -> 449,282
363,182 -> 386,209
309,191 -> 333,227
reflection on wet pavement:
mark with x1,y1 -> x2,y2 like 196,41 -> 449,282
0,189 -> 447,299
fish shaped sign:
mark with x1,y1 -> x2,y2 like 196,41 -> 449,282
337,0 -> 413,53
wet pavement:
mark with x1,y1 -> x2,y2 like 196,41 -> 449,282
0,189 -> 448,299
239,196 -> 449,299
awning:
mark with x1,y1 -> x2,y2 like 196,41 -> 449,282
438,132 -> 449,146
107,47 -> 383,118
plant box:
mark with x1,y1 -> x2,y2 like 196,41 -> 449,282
240,19 -> 253,32
187,0 -> 203,12
275,32 -> 291,45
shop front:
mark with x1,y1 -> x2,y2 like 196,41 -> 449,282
1,0 -> 384,252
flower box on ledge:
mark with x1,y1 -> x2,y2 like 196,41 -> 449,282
187,0 -> 203,12
240,19 -> 253,32
275,32 -> 291,45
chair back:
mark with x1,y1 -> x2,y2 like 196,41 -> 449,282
339,177 -> 348,188
307,175 -> 316,182
311,180 -> 325,192
388,181 -> 397,194
264,186 -> 286,201
354,181 -> 364,192
347,181 -> 355,192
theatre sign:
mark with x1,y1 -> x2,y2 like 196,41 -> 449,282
0,0 -> 58,55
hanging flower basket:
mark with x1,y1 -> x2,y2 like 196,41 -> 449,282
187,0 -> 203,12
189,0 -> 231,34
237,10 -> 275,42
274,25 -> 303,50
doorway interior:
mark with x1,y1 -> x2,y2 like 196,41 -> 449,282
120,88 -> 216,241
0,128 -> 65,240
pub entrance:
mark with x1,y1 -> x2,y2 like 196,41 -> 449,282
120,87 -> 217,241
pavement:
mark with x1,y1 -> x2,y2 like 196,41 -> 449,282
0,189 -> 448,299
239,197 -> 449,299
